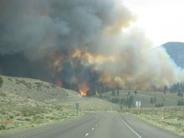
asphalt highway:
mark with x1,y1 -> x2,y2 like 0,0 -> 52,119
0,112 -> 182,138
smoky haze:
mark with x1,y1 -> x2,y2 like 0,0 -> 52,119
0,0 -> 183,94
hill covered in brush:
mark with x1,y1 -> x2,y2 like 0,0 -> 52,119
163,42 -> 184,68
0,75 -> 115,131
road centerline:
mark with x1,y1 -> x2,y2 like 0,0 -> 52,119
85,133 -> 89,137
121,119 -> 142,138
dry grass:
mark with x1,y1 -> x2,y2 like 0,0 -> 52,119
0,75 -> 115,132
130,107 -> 184,136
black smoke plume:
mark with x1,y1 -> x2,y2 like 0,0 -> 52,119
0,0 -> 183,95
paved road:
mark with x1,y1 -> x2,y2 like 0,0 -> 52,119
0,112 -> 182,138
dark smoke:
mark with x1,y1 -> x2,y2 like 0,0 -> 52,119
0,53 -> 51,80
0,0 -> 183,95
0,0 -> 132,56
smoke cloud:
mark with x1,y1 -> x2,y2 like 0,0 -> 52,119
0,0 -> 183,93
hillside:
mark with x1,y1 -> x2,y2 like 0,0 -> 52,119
163,42 -> 184,68
102,90 -> 182,108
0,75 -> 115,131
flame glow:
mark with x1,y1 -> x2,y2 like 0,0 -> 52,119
79,82 -> 89,97
72,49 -> 115,65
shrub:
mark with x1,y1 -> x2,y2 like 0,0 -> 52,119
177,99 -> 184,106
150,97 -> 154,104
177,92 -> 183,97
19,106 -> 46,116
127,95 -> 134,108
0,92 -> 6,97
55,105 -> 63,111
15,79 -> 32,89
150,96 -> 157,104
111,97 -> 119,103
0,76 -> 3,88
0,124 -> 6,130
111,90 -> 115,96
155,103 -> 164,107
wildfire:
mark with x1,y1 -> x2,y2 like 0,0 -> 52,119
79,82 -> 89,97
71,49 -> 115,65
48,51 -> 64,77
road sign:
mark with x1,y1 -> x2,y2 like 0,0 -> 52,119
135,101 -> 141,108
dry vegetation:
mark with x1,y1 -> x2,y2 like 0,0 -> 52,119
129,107 -> 184,137
0,75 -> 115,132
102,90 -> 184,136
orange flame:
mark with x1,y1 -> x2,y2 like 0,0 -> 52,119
79,82 -> 89,97
71,49 -> 115,65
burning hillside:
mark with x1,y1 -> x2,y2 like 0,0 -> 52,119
0,0 -> 184,95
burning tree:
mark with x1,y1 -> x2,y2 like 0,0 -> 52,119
79,82 -> 89,97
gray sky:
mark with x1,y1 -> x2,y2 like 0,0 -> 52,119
123,0 -> 184,46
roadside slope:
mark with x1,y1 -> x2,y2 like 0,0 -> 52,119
0,75 -> 115,132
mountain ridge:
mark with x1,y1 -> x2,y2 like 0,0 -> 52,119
162,42 -> 184,68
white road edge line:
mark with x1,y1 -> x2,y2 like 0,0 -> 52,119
121,120 -> 142,138
85,133 -> 89,137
